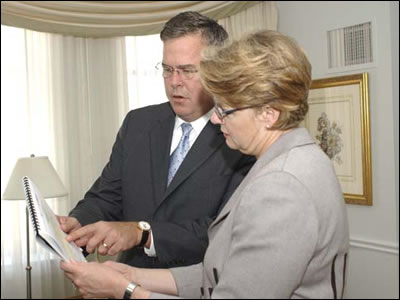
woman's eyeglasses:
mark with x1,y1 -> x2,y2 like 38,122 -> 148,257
214,104 -> 261,120
155,62 -> 198,80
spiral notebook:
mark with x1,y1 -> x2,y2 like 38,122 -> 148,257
22,176 -> 86,262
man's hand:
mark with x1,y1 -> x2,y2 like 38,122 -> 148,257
66,221 -> 141,256
56,215 -> 82,234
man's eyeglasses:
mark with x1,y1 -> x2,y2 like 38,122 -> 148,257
155,62 -> 198,80
214,104 -> 261,120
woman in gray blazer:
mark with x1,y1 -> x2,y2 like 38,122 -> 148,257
61,30 -> 350,299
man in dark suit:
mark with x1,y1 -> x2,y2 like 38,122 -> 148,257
58,11 -> 254,269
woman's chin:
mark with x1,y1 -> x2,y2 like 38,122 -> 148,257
225,138 -> 238,150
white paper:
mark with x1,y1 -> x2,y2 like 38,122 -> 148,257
23,177 -> 86,262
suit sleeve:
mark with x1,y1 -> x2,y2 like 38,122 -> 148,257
151,155 -> 255,266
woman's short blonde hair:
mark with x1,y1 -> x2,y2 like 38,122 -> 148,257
200,30 -> 312,130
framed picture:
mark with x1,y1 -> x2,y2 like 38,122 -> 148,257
304,73 -> 372,205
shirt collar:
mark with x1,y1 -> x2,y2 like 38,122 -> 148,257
174,109 -> 213,135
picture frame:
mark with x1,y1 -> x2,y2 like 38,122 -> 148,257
304,73 -> 372,205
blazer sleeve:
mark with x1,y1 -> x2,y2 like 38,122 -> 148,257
212,172 -> 319,298
149,263 -> 203,299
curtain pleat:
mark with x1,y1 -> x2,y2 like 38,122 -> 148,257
1,1 -> 259,37
219,1 -> 278,40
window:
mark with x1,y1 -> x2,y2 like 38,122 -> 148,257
126,34 -> 167,109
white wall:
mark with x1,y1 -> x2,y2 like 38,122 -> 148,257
277,1 -> 399,298
390,1 -> 399,246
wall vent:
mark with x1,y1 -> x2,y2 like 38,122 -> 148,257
327,22 -> 373,69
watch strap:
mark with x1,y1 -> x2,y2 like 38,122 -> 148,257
138,227 -> 149,247
123,282 -> 138,299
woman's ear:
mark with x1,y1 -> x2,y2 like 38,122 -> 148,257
261,106 -> 280,128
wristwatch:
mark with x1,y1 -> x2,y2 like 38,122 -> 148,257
123,282 -> 138,299
137,221 -> 151,247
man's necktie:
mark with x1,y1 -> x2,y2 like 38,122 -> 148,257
167,123 -> 193,186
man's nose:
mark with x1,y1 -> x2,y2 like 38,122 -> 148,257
170,70 -> 183,87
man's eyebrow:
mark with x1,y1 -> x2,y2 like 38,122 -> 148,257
162,63 -> 196,69
177,64 -> 196,69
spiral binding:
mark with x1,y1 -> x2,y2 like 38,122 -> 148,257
22,176 -> 40,232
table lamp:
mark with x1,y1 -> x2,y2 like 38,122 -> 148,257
2,155 -> 68,299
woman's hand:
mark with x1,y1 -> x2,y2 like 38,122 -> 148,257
103,260 -> 138,282
60,260 -> 130,299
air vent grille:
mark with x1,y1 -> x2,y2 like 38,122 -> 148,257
328,22 -> 373,68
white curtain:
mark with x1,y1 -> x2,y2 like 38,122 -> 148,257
0,1 -> 258,37
219,1 -> 278,40
1,25 -> 129,298
126,35 -> 167,109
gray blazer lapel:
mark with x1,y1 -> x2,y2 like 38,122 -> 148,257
164,122 -> 225,200
149,114 -> 175,205
210,128 -> 316,229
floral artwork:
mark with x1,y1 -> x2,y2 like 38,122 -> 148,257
306,73 -> 371,205
316,112 -> 343,164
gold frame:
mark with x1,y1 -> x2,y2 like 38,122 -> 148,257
304,73 -> 372,205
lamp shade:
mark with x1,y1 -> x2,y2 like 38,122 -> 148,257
2,156 -> 68,200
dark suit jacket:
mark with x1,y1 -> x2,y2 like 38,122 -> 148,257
70,102 -> 254,268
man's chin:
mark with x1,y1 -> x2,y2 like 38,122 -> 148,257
169,99 -> 213,121
170,103 -> 191,118
170,100 -> 188,112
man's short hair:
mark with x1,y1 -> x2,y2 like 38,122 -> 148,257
160,11 -> 228,46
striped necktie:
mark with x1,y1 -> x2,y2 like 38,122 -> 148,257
167,123 -> 193,185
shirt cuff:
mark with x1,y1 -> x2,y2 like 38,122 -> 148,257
144,231 -> 156,257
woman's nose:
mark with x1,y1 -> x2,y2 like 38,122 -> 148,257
210,110 -> 222,125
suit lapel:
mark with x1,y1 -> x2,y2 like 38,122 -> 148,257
209,169 -> 252,229
149,113 -> 175,206
162,122 -> 225,201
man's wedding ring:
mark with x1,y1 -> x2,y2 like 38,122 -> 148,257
103,242 -> 109,248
